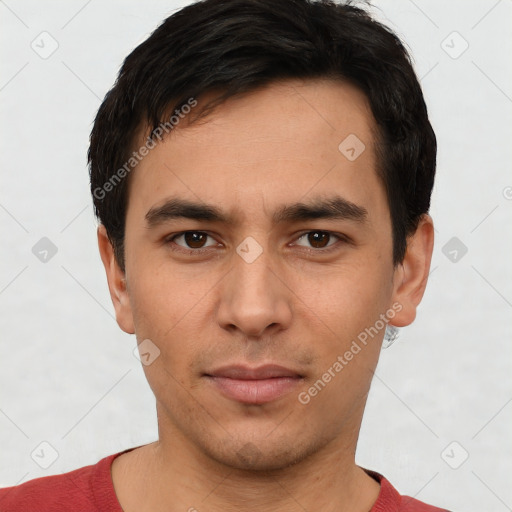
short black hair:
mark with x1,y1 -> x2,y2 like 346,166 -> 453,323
88,0 -> 436,272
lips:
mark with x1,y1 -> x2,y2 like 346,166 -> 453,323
204,364 -> 303,405
208,364 -> 302,380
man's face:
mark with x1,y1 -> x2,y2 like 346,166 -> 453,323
117,79 -> 402,470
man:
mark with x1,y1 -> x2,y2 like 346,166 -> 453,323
0,0 -> 448,510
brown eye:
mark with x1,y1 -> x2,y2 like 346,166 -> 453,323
295,231 -> 339,250
293,229 -> 352,254
307,231 -> 331,248
171,231 -> 217,250
183,232 -> 207,248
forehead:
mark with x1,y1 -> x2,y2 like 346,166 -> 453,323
127,78 -> 383,223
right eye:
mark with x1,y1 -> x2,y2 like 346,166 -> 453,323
165,231 -> 220,255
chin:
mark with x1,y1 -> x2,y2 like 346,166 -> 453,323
202,434 -> 318,472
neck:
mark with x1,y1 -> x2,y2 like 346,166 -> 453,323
112,416 -> 380,512
148,437 -> 377,512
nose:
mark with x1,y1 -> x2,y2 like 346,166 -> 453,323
216,244 -> 293,338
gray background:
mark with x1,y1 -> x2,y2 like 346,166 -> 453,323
1,1 -> 511,510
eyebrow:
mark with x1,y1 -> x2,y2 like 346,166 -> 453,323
145,196 -> 368,227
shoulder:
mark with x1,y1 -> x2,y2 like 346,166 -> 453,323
0,452 -> 121,512
400,495 -> 451,511
366,469 -> 451,512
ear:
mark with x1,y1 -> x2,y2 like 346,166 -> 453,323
390,214 -> 434,327
97,225 -> 135,334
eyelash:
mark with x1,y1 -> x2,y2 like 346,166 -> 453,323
164,230 -> 350,256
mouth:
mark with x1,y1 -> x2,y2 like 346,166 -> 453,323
204,364 -> 304,405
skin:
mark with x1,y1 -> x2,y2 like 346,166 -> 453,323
98,78 -> 434,512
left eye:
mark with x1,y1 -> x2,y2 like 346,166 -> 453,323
294,231 -> 340,249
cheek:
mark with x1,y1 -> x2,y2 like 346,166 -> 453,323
299,273 -> 392,394
128,257 -> 211,326
293,255 -> 392,329
129,274 -> 199,403
127,263 -> 217,378
293,266 -> 390,407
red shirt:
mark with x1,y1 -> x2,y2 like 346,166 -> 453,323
0,448 -> 449,511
